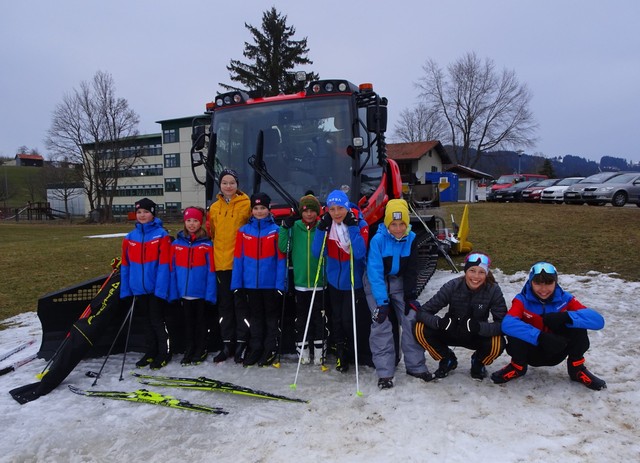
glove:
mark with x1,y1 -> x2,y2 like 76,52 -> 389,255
462,317 -> 481,334
437,314 -> 457,332
342,211 -> 358,227
282,215 -> 299,229
317,212 -> 333,231
538,332 -> 568,355
404,300 -> 420,316
542,312 -> 572,332
373,304 -> 390,324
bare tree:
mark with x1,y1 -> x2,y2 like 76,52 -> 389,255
392,103 -> 448,143
44,160 -> 83,220
46,71 -> 140,222
416,52 -> 538,167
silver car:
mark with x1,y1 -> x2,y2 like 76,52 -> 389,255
563,171 -> 625,205
581,172 -> 640,207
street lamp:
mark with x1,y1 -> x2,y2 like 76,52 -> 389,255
516,150 -> 524,175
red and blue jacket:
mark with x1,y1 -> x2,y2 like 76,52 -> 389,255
168,231 -> 217,304
502,278 -> 605,346
311,212 -> 368,291
231,215 -> 286,291
120,217 -> 171,298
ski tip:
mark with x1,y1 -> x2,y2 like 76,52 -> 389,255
320,365 -> 329,372
35,372 -> 45,380
289,383 -> 297,390
272,362 -> 281,369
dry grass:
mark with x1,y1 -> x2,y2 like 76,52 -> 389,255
1,203 -> 639,324
440,202 -> 640,280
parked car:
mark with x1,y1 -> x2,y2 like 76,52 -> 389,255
580,172 -> 640,207
540,177 -> 585,203
521,178 -> 561,202
493,180 -> 540,202
563,172 -> 625,205
486,173 -> 548,202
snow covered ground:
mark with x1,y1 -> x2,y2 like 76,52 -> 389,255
1,269 -> 638,462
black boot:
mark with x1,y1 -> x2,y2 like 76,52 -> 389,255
213,342 -> 235,363
568,358 -> 606,391
181,346 -> 194,366
336,343 -> 349,373
470,354 -> 487,380
150,352 -> 171,370
135,352 -> 155,368
234,341 -> 247,364
434,351 -> 458,378
243,348 -> 262,367
258,350 -> 276,367
490,360 -> 527,384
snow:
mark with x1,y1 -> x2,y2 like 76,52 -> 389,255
84,233 -> 127,239
1,269 -> 639,462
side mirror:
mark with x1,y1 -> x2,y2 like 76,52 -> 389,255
191,125 -> 206,151
366,105 -> 387,133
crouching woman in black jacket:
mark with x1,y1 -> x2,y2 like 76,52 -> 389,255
412,253 -> 507,380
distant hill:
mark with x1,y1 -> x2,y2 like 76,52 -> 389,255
445,147 -> 639,178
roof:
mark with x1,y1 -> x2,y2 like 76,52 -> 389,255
16,154 -> 44,160
387,141 -> 451,164
446,164 -> 494,180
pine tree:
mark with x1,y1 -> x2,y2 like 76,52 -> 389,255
540,158 -> 556,178
221,7 -> 318,96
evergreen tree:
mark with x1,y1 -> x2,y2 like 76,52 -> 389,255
221,7 -> 318,96
540,158 -> 555,178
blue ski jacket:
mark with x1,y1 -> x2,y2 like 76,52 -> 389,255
367,224 -> 418,306
311,213 -> 368,291
168,231 -> 217,304
120,217 -> 171,298
231,215 -> 286,291
502,278 -> 605,346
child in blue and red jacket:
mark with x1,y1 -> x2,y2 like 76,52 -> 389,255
169,207 -> 217,366
491,261 -> 606,390
312,189 -> 369,373
231,192 -> 286,367
120,198 -> 172,369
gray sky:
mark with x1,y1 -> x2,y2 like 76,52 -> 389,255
2,0 -> 639,163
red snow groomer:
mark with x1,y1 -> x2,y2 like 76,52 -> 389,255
189,74 -> 451,293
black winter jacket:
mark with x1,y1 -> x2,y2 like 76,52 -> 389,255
416,276 -> 507,337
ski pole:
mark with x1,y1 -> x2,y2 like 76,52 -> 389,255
91,296 -> 136,386
274,226 -> 292,368
38,260 -> 121,379
407,200 -> 458,272
349,250 -> 363,397
290,232 -> 326,390
118,296 -> 137,381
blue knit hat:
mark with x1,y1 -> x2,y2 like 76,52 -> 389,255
326,190 -> 349,209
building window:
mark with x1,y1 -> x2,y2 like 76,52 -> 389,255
164,153 -> 180,168
163,129 -> 178,144
166,202 -> 182,213
165,178 -> 181,192
431,166 -> 438,172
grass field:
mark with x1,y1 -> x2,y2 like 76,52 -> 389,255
1,202 -> 638,325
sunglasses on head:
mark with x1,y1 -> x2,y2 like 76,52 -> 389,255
465,252 -> 491,266
530,262 -> 557,275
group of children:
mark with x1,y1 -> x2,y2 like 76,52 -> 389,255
120,167 -> 606,392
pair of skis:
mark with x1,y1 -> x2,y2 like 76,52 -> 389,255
70,372 -> 307,414
68,385 -> 228,415
0,339 -> 37,376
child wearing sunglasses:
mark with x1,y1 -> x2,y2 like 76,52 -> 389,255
491,262 -> 606,390
413,252 -> 507,380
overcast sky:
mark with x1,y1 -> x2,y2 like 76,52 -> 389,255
2,1 -> 639,163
